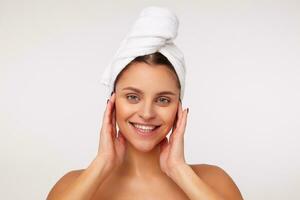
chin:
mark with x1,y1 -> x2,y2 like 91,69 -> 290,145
122,133 -> 162,152
135,142 -> 157,152
128,138 -> 158,152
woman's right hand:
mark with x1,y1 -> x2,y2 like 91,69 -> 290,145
96,93 -> 127,174
46,93 -> 127,200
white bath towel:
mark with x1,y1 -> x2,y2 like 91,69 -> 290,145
101,6 -> 186,99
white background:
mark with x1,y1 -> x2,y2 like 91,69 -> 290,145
1,0 -> 299,199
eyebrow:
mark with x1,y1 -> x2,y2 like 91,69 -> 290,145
122,86 -> 177,96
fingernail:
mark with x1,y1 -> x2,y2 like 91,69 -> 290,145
187,108 -> 189,113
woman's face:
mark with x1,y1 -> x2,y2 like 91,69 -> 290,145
115,62 -> 180,152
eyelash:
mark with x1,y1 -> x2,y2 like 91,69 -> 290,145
126,94 -> 140,102
126,95 -> 171,105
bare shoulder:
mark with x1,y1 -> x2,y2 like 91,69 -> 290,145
46,169 -> 84,199
190,164 -> 243,200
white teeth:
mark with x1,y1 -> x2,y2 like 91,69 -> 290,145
132,123 -> 156,132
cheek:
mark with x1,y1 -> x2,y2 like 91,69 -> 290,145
115,99 -> 133,124
115,100 -> 125,123
160,107 -> 178,127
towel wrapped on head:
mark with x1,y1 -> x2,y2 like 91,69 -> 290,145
101,6 -> 186,99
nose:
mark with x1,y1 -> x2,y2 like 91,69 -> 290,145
138,100 -> 156,121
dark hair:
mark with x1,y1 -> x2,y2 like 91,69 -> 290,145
113,52 -> 181,93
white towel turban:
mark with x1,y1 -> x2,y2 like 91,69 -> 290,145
101,6 -> 186,99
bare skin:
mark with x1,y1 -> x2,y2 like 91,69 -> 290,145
48,164 -> 241,200
47,63 -> 243,200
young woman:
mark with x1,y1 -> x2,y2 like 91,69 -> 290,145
47,7 -> 243,200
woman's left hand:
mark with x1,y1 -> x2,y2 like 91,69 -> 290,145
159,102 -> 189,177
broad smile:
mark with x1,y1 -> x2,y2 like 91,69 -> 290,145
129,122 -> 161,137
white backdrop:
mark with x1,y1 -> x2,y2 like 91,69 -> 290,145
1,0 -> 299,199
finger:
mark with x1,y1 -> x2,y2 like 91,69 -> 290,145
102,93 -> 116,127
176,108 -> 189,137
173,101 -> 183,132
177,101 -> 183,127
112,107 -> 117,139
109,93 -> 117,139
111,93 -> 118,139
172,111 -> 178,131
100,93 -> 116,142
172,107 -> 188,138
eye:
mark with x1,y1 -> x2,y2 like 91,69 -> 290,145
126,94 -> 140,103
157,97 -> 171,105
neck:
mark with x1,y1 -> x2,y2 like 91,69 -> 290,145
119,142 -> 164,179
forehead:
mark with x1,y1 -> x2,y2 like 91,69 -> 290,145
115,62 -> 179,94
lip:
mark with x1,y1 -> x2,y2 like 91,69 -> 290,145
129,122 -> 161,138
130,122 -> 160,127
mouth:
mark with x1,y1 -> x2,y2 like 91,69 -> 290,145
129,122 -> 161,137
